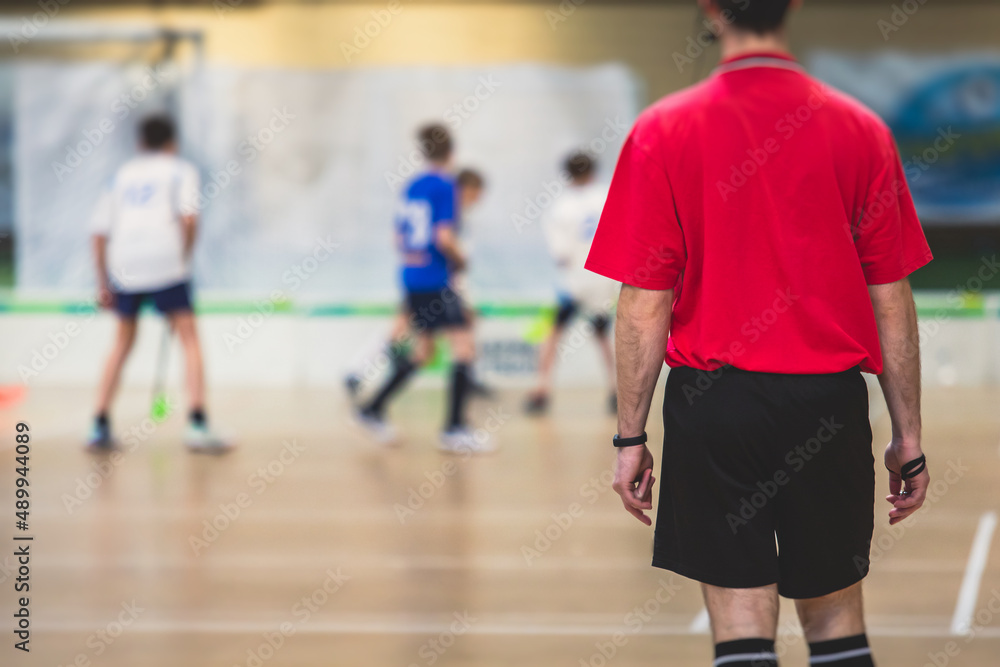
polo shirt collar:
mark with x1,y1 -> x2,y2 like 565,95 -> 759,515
714,51 -> 804,75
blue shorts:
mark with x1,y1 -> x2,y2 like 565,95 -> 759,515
113,282 -> 193,318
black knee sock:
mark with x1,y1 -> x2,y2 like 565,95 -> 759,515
365,355 -> 417,417
447,362 -> 471,430
808,634 -> 873,666
714,638 -> 778,667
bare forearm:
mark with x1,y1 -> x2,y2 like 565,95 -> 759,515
440,243 -> 464,268
93,236 -> 108,285
616,285 -> 672,437
870,279 -> 921,443
182,215 -> 197,260
435,226 -> 466,271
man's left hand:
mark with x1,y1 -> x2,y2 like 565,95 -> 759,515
612,444 -> 656,526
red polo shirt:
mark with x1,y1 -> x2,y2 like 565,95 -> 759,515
585,52 -> 932,374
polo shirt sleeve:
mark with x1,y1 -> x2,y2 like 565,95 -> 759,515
854,127 -> 933,285
90,190 -> 113,236
177,164 -> 201,218
585,134 -> 686,290
542,202 -> 574,266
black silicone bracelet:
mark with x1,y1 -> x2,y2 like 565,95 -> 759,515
613,432 -> 647,448
886,454 -> 927,480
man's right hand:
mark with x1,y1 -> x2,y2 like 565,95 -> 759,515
884,438 -> 929,525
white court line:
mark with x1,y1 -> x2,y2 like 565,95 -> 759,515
27,554 -> 657,571
27,554 -> 970,574
688,608 -> 710,634
27,618 -> 1000,640
950,511 -> 999,635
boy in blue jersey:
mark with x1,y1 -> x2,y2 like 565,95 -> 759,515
343,167 -> 487,398
358,124 -> 488,453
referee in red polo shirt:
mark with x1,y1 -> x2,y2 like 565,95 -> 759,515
586,2 -> 933,666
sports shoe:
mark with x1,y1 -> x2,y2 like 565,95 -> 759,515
185,423 -> 233,454
524,392 -> 549,415
355,408 -> 398,446
344,373 -> 362,400
439,427 -> 495,454
86,420 -> 114,451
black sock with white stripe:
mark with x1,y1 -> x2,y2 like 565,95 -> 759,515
714,638 -> 778,667
808,634 -> 874,666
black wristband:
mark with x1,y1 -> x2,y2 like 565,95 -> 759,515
886,454 -> 927,480
613,432 -> 647,448
901,454 -> 927,479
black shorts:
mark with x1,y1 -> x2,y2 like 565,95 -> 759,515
113,281 -> 193,318
653,365 -> 874,599
406,287 -> 468,332
555,297 -> 610,335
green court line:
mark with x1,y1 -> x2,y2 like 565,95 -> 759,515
192,301 -> 296,315
914,307 -> 984,319
0,299 -> 555,317
0,294 -> 994,319
307,304 -> 398,317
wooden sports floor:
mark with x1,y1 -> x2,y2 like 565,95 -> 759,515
2,380 -> 999,667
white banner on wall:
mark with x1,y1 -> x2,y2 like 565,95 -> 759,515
15,62 -> 641,301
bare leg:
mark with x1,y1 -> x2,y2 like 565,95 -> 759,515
531,325 -> 565,397
95,317 -> 138,415
411,332 -> 435,366
795,582 -> 867,642
445,326 -> 475,365
703,583 -> 779,643
169,311 -> 205,412
388,310 -> 411,346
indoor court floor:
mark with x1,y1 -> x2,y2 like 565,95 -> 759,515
2,379 -> 999,667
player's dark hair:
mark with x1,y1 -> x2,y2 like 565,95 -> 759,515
140,115 -> 175,150
456,168 -> 485,191
418,123 -> 453,163
712,0 -> 793,35
564,151 -> 595,182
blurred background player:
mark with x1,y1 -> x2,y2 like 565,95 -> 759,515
525,152 -> 618,415
452,167 -> 494,397
342,166 -> 489,398
89,115 -> 228,453
356,124 -> 490,453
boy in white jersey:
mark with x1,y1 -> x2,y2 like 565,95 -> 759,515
525,152 -> 619,415
89,116 -> 227,453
